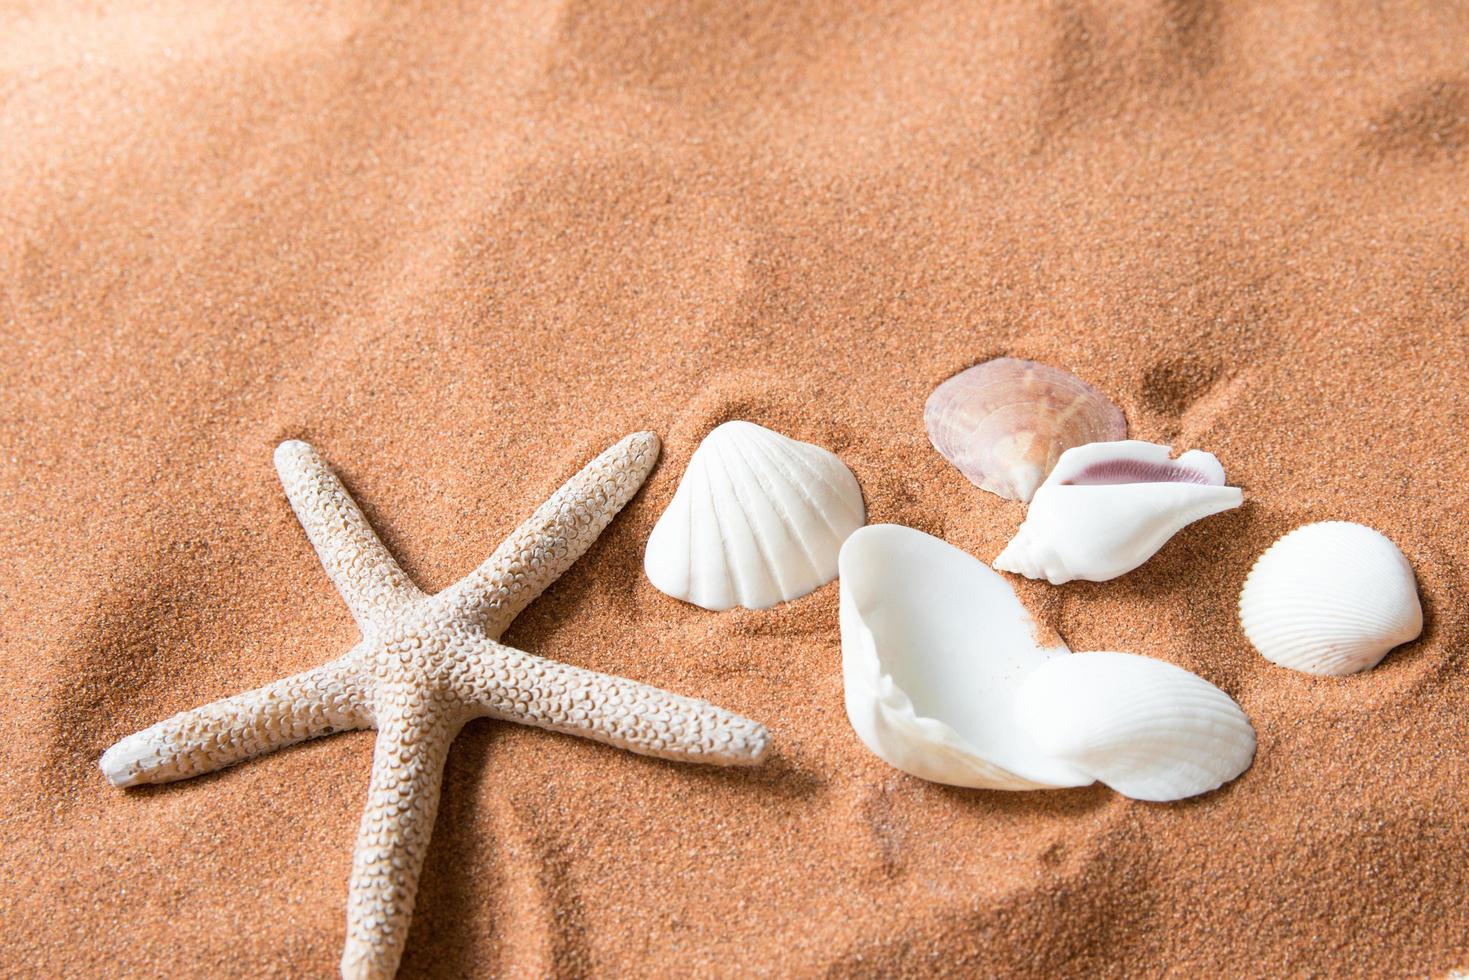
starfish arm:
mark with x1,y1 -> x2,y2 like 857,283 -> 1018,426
341,698 -> 457,980
99,655 -> 370,787
462,642 -> 770,766
438,431 -> 660,638
275,440 -> 425,631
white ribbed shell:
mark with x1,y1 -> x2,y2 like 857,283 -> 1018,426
1239,521 -> 1423,676
644,421 -> 865,611
1015,652 -> 1256,802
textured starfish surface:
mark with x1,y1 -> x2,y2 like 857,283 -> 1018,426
99,432 -> 769,980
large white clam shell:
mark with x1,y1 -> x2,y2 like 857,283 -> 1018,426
924,357 -> 1126,502
644,421 -> 865,611
1015,652 -> 1256,802
993,440 -> 1243,584
1239,521 -> 1423,676
838,524 -> 1093,790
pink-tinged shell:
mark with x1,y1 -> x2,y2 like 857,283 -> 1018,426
924,358 -> 1126,502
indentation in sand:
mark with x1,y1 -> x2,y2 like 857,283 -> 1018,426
1364,77 -> 1469,161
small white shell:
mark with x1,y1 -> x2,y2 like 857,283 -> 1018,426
644,421 -> 865,611
924,357 -> 1126,502
838,524 -> 1093,790
994,441 -> 1243,584
1239,521 -> 1423,676
1015,652 -> 1256,802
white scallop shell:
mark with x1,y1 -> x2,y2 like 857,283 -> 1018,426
924,357 -> 1127,502
1014,652 -> 1256,802
644,421 -> 865,611
838,524 -> 1093,790
993,440 -> 1243,584
1238,521 -> 1423,676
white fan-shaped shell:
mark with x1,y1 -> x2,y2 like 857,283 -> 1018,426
644,421 -> 865,611
994,441 -> 1243,584
1239,521 -> 1423,676
838,524 -> 1093,790
1015,652 -> 1256,802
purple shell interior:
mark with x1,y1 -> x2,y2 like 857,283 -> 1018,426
1060,458 -> 1218,486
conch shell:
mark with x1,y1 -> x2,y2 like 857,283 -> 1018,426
994,441 -> 1243,584
924,357 -> 1126,502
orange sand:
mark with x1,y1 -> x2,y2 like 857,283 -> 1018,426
3,1 -> 1468,976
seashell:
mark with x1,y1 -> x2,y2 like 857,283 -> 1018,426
924,357 -> 1126,502
1014,652 -> 1256,802
838,523 -> 1094,790
644,420 -> 865,611
993,440 -> 1243,584
1238,521 -> 1423,676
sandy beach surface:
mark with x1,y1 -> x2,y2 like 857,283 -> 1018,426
3,1 -> 1468,976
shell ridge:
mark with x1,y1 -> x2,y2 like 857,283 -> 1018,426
679,448 -> 702,602
732,427 -> 865,590
733,427 -> 834,558
709,427 -> 784,607
1242,615 -> 1408,639
926,359 -> 1126,501
1239,521 -> 1422,675
764,432 -> 865,532
1014,652 -> 1255,801
802,445 -> 866,527
724,426 -> 823,593
645,422 -> 865,611
775,447 -> 859,555
1061,700 -> 1248,751
702,436 -> 752,607
1083,718 -> 1253,747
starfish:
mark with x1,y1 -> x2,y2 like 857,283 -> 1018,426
99,431 -> 769,979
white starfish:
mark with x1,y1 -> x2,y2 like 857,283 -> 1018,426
99,432 -> 769,980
